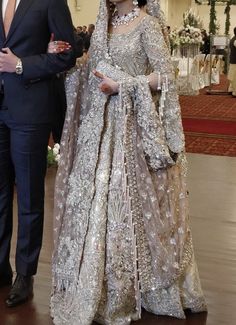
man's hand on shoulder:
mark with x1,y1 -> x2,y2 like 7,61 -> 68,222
0,48 -> 19,73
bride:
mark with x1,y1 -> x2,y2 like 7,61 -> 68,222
50,0 -> 207,324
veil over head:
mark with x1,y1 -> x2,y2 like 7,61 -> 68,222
90,0 -> 168,68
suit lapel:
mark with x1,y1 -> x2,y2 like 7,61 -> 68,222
0,0 -> 6,41
5,0 -> 35,43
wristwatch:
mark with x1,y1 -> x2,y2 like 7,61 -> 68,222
15,58 -> 23,75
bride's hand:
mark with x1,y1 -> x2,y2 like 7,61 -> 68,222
47,33 -> 71,54
93,70 -> 119,95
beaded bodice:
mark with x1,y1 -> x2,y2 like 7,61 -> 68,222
108,17 -> 151,77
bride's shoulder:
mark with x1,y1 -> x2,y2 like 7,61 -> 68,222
139,14 -> 161,32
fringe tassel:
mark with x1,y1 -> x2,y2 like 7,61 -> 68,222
158,74 -> 169,122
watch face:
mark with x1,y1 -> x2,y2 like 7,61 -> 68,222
16,61 -> 23,74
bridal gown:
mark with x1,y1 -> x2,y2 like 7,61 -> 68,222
51,15 -> 207,325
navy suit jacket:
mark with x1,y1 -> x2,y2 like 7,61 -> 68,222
0,0 -> 76,123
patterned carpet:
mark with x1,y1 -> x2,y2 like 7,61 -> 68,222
180,93 -> 236,121
180,81 -> 236,157
184,133 -> 236,156
182,118 -> 236,135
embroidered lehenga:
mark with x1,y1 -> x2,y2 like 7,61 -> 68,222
50,1 -> 207,324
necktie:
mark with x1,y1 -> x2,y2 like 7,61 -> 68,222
4,0 -> 16,36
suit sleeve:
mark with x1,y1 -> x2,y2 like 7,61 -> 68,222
21,0 -> 76,81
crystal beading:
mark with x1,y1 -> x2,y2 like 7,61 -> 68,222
111,7 -> 141,28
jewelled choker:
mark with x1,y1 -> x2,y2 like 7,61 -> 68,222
111,7 -> 141,28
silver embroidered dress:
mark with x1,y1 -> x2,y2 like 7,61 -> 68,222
50,1 -> 207,324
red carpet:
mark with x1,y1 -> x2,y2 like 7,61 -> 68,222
180,92 -> 236,121
180,76 -> 236,156
182,118 -> 236,136
185,134 -> 236,156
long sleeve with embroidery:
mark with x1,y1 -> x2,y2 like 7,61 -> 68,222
141,16 -> 185,153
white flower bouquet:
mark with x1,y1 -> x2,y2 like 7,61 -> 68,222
183,8 -> 203,29
178,25 -> 203,45
47,143 -> 60,167
170,8 -> 204,49
170,25 -> 203,47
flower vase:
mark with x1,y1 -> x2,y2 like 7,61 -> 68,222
179,43 -> 200,58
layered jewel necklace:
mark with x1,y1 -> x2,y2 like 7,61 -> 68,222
111,7 -> 141,28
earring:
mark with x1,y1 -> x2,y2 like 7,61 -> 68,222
133,0 -> 138,6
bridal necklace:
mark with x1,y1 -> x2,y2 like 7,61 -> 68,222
111,6 -> 141,28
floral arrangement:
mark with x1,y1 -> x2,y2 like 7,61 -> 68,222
170,25 -> 203,48
47,143 -> 60,167
183,8 -> 203,29
170,9 -> 203,48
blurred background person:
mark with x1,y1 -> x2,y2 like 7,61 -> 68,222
76,25 -> 86,40
200,29 -> 210,55
82,25 -> 88,35
84,24 -> 95,52
228,27 -> 236,97
74,27 -> 84,58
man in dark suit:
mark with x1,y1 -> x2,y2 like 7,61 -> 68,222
0,0 -> 75,307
